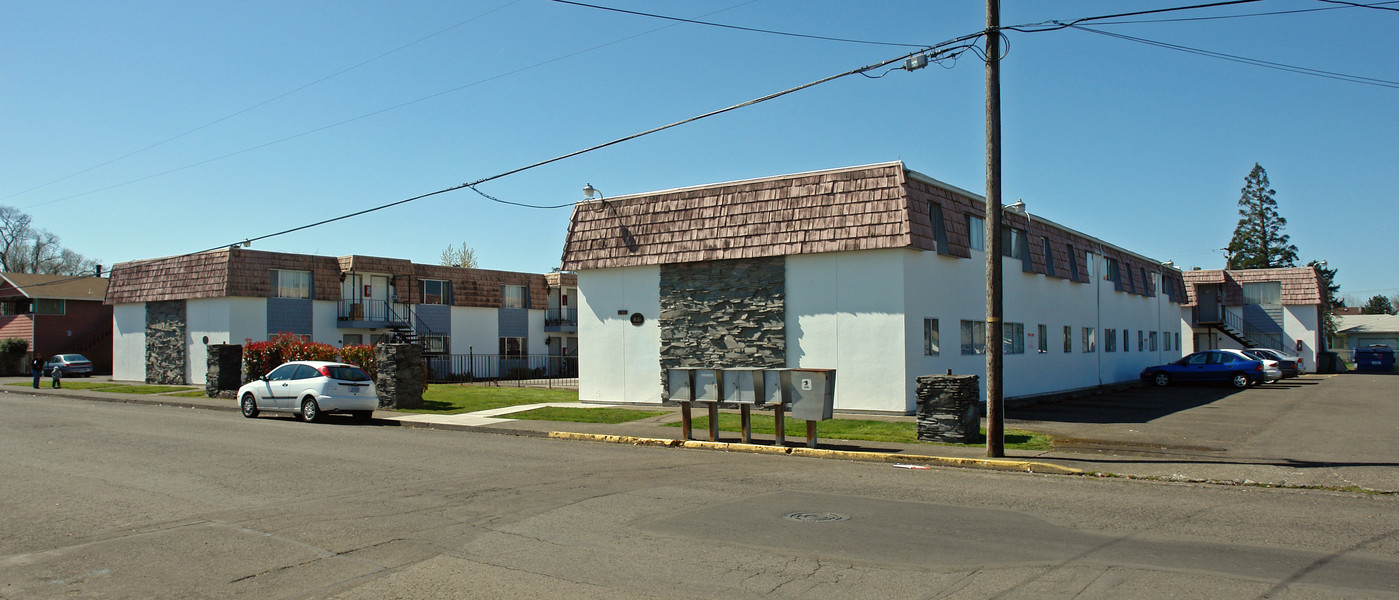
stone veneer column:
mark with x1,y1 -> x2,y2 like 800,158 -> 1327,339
145,300 -> 187,385
915,374 -> 984,443
375,343 -> 424,409
205,344 -> 243,397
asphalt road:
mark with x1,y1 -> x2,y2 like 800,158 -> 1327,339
3,393 -> 1398,599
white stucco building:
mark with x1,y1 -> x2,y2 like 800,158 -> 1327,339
105,248 -> 567,385
1180,267 -> 1326,371
560,162 -> 1189,414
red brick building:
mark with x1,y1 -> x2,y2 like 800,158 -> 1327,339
0,273 -> 112,373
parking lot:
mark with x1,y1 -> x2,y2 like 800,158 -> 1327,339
1010,372 -> 1399,491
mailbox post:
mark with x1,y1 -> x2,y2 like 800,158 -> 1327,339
667,368 -> 695,440
694,369 -> 721,441
787,369 -> 835,448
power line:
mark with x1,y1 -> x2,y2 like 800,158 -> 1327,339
18,0 -> 764,212
24,35 -> 977,291
1314,0 -> 1399,12
548,0 -> 931,48
1068,25 -> 1399,89
1088,0 -> 1399,24
2,1 -> 522,203
1002,0 -> 1270,32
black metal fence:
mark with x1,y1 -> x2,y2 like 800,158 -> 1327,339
424,353 -> 578,388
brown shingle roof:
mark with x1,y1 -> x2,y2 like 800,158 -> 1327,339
560,162 -> 1183,300
106,248 -> 550,309
1181,268 -> 1323,306
0,273 -> 109,301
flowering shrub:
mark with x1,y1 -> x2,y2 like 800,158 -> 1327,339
241,333 -> 338,383
337,344 -> 378,381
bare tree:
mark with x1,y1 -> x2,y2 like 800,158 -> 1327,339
0,205 -> 99,275
439,243 -> 479,269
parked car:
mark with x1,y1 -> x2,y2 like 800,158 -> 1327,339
1221,349 -> 1282,383
43,354 -> 93,377
1140,350 -> 1268,389
1240,348 -> 1301,378
238,361 -> 376,423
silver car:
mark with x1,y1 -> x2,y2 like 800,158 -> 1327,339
238,361 -> 377,422
1221,349 -> 1282,383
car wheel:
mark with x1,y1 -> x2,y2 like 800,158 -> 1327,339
240,393 -> 259,418
300,398 -> 320,423
1152,372 -> 1170,387
1230,373 -> 1250,389
351,410 -> 373,423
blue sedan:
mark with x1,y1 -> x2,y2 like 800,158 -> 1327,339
1140,350 -> 1267,389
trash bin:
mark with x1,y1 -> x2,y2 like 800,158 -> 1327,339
1353,346 -> 1395,373
787,368 -> 835,421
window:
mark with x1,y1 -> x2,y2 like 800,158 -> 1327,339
1067,244 -> 1080,281
421,279 -> 447,305
1149,331 -> 1158,351
1084,252 -> 1096,278
424,335 -> 450,355
1123,329 -> 1130,352
503,285 -> 528,309
1162,330 -> 1171,351
930,203 -> 950,254
1037,324 -> 1048,353
271,269 -> 312,299
1138,330 -> 1145,352
1242,282 -> 1282,305
1103,257 -> 1120,283
1063,325 -> 1072,353
1175,332 -> 1181,351
1004,322 -> 1025,354
960,320 -> 986,355
34,298 -> 65,315
1000,228 -> 1025,259
499,336 -> 527,356
342,334 -> 363,346
967,216 -> 985,251
923,318 -> 940,356
1082,327 -> 1096,353
1042,239 -> 1056,277
1104,328 -> 1117,352
1142,268 -> 1153,296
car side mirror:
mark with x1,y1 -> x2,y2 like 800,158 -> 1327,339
260,375 -> 270,382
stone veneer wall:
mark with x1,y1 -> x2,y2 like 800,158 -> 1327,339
658,257 -> 785,384
205,344 -> 243,397
915,374 -> 983,443
145,300 -> 187,385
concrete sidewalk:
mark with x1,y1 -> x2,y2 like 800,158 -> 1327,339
6,375 -> 1396,494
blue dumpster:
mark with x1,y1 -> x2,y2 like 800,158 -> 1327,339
1353,346 -> 1395,373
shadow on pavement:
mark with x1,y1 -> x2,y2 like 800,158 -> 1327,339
1010,386 -> 1242,424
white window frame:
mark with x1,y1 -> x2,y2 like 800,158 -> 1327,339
272,269 -> 312,299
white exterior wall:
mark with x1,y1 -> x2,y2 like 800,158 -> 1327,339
112,303 -> 146,382
227,298 -> 268,348
576,265 -> 661,405
787,249 -> 909,413
1181,303 -> 1321,371
186,297 -> 269,384
450,306 -> 498,355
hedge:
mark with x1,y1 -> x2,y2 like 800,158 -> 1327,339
242,333 -> 378,384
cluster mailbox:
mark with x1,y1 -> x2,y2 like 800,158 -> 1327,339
665,366 -> 836,447
786,368 -> 836,421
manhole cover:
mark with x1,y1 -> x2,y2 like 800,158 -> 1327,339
783,511 -> 850,523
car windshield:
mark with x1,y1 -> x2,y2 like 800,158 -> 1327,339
323,365 -> 371,382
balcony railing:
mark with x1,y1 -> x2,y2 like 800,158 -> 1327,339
545,307 -> 578,327
337,299 -> 406,325
424,353 -> 578,388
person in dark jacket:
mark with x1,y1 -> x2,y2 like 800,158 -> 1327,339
30,355 -> 43,389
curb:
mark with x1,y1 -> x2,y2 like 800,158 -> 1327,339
546,431 -> 1082,475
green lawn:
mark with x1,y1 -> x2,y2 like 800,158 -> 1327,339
664,413 -> 1053,450
7,381 -> 201,395
395,384 -> 580,414
508,406 -> 666,424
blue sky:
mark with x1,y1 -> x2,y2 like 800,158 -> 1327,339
2,1 -> 1394,301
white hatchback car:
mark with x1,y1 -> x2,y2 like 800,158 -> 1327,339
238,361 -> 377,422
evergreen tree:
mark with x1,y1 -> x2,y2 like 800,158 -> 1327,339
1360,294 -> 1396,315
1226,164 -> 1298,269
1310,260 -> 1341,343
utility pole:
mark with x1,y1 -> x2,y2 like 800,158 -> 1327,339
984,0 -> 1005,458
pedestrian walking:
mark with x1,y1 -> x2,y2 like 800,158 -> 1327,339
30,355 -> 43,389
51,363 -> 62,389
